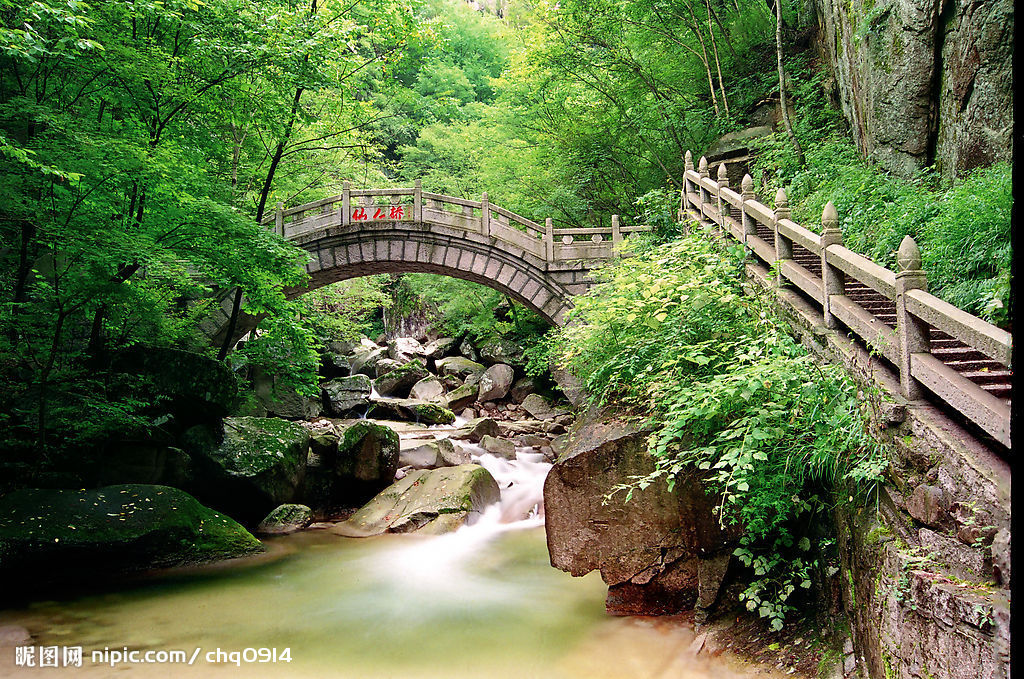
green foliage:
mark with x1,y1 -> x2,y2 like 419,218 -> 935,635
554,230 -> 885,629
296,277 -> 391,345
747,56 -> 1012,326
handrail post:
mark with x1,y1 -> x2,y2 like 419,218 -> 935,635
698,156 -> 709,227
740,174 -> 756,245
611,214 -> 621,251
342,181 -> 351,227
481,191 -> 490,238
414,179 -> 422,222
716,162 -> 729,237
773,188 -> 791,286
545,218 -> 554,262
681,150 -> 694,227
820,201 -> 845,329
275,201 -> 284,237
896,235 -> 930,399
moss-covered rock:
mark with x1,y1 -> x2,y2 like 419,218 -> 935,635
436,356 -> 485,380
0,485 -> 263,581
365,399 -> 456,425
185,417 -> 310,524
335,421 -> 400,500
256,503 -> 313,535
332,464 -> 500,537
373,359 -> 429,398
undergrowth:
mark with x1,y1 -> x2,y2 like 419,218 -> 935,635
552,229 -> 887,630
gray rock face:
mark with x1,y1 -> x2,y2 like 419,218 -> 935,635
388,337 -> 423,364
477,363 -> 514,401
374,360 -> 429,398
509,377 -> 536,403
256,503 -> 313,535
410,376 -> 445,402
544,415 -> 737,615
366,399 -> 455,425
184,417 -> 310,524
332,464 -> 500,537
0,485 -> 263,580
480,435 -> 516,459
321,352 -> 351,378
459,338 -> 479,361
350,345 -> 387,377
811,0 -> 1012,178
322,375 -> 372,416
436,356 -> 485,380
449,417 -> 500,443
907,484 -> 949,527
477,338 -> 524,366
520,393 -> 569,421
445,383 -> 477,411
422,337 -> 457,359
399,438 -> 469,469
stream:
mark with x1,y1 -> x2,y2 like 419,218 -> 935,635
0,418 -> 785,679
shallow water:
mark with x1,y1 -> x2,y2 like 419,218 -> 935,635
0,423 -> 784,679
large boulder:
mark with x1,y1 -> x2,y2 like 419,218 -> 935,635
521,393 -> 570,421
509,377 -> 537,404
350,345 -> 387,377
436,356 -> 485,380
184,417 -> 310,524
410,376 -> 445,402
374,360 -> 429,398
332,464 -> 500,537
544,415 -> 738,615
388,337 -> 424,364
322,375 -> 372,416
422,337 -> 457,359
445,383 -> 478,411
399,438 -> 469,469
111,346 -> 239,422
253,368 -> 322,420
477,364 -> 515,402
256,503 -> 313,535
333,420 -> 401,503
0,485 -> 263,581
366,399 -> 455,425
320,352 -> 351,379
449,417 -> 500,442
95,443 -> 192,488
478,338 -> 525,366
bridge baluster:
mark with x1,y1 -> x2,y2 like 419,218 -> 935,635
275,201 -> 284,237
698,156 -> 709,223
740,174 -> 756,246
481,192 -> 490,238
820,201 -> 844,330
716,162 -> 729,236
612,214 -> 621,250
773,188 -> 791,286
414,180 -> 422,222
545,218 -> 554,261
342,181 -> 351,227
896,235 -> 930,400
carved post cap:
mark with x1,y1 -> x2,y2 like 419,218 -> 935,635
774,187 -> 789,210
611,214 -> 620,226
822,201 -> 839,231
414,179 -> 421,188
741,174 -> 753,196
545,217 -> 553,228
481,191 -> 488,202
897,235 -> 923,272
717,162 -> 729,183
343,180 -> 351,190
276,201 -> 283,210
684,150 -> 693,171
698,156 -> 709,176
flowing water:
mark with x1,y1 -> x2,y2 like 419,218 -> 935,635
0,420 -> 783,679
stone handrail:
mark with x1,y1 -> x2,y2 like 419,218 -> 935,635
680,151 -> 1012,449
260,181 -> 653,263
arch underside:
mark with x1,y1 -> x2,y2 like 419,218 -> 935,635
207,223 -> 595,348
295,226 -> 578,326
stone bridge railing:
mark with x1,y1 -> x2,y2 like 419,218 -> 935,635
259,182 -> 652,262
681,152 -> 1012,450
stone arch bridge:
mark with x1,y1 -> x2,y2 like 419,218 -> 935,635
203,182 -> 652,347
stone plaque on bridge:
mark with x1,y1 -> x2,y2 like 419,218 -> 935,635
351,205 -> 411,222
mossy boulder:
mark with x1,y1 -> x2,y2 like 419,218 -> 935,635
185,417 -> 310,524
256,504 -> 313,535
449,417 -> 500,443
0,485 -> 263,581
111,346 -> 239,422
296,421 -> 400,511
436,356 -> 485,380
332,464 -> 500,537
366,399 -> 455,425
399,438 -> 470,469
374,359 -> 429,398
445,382 -> 477,411
478,338 -> 525,366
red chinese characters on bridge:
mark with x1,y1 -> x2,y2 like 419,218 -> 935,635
351,205 -> 406,221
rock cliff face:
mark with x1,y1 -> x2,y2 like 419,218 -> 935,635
811,0 -> 1013,178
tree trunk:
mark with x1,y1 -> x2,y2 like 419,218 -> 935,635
776,1 -> 805,165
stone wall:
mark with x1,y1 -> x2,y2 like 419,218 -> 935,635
810,0 -> 1013,179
